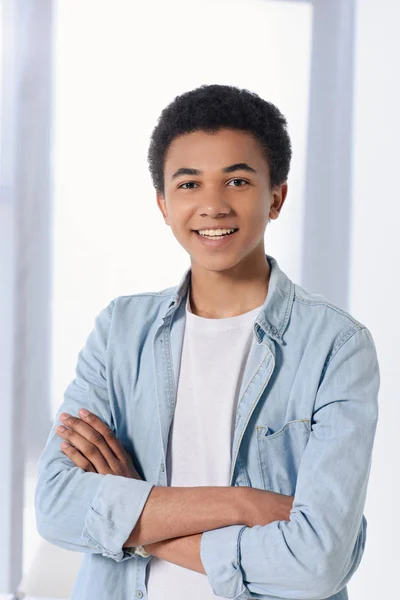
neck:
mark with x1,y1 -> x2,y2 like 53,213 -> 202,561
189,250 -> 270,319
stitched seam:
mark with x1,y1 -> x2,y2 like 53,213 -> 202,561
294,294 -> 364,327
279,280 -> 294,336
82,528 -> 119,558
232,353 -> 274,484
322,325 -> 367,380
237,347 -> 272,411
111,289 -> 176,301
256,418 -> 311,436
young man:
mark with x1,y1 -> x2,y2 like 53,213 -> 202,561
35,84 -> 380,600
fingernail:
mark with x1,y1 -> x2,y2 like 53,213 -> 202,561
61,442 -> 69,448
79,409 -> 89,417
57,425 -> 66,432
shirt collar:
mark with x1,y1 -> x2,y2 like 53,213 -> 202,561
161,253 -> 295,346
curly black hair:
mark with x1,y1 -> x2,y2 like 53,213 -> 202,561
147,83 -> 292,197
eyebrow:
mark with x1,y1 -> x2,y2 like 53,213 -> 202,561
171,162 -> 257,181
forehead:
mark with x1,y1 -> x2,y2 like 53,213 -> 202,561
164,129 -> 267,175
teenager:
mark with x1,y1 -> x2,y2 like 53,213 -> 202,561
35,84 -> 380,600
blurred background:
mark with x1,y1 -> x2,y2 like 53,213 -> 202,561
0,0 -> 398,598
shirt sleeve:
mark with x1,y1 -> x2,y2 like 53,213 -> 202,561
34,300 -> 155,562
200,325 -> 380,599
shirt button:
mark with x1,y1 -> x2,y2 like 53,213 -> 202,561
136,591 -> 143,599
160,463 -> 165,472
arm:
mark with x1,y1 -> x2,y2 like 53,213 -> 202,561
141,488 -> 293,573
124,485 -> 293,547
199,325 -> 380,599
53,407 -> 294,558
144,534 -> 206,574
123,485 -> 243,547
35,301 -> 155,563
55,416 -> 292,549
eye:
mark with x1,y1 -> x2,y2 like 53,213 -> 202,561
178,178 -> 249,190
178,182 -> 198,189
228,178 -> 249,187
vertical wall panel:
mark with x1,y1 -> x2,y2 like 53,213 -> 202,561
0,0 -> 53,593
301,0 -> 356,309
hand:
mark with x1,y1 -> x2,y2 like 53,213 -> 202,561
56,409 -> 142,479
241,487 -> 294,527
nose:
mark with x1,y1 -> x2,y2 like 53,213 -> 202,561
201,207 -> 231,219
198,195 -> 232,219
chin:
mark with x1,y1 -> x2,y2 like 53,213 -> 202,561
189,252 -> 244,273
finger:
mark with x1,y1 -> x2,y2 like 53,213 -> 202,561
58,412 -> 122,472
56,422 -> 111,475
77,410 -> 133,467
61,442 -> 97,473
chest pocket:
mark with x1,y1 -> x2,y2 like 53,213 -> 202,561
256,418 -> 311,496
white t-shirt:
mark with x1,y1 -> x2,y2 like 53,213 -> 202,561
146,292 -> 264,599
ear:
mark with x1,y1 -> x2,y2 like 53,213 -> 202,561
269,182 -> 288,220
156,191 -> 170,226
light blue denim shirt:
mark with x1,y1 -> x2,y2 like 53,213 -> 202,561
35,253 -> 380,600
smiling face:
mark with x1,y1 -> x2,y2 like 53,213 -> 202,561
156,128 -> 287,274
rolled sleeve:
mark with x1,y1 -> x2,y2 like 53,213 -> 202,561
200,525 -> 248,599
82,474 -> 154,562
201,326 -> 380,599
35,300 -> 155,562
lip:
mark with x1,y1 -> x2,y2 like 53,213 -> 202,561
193,229 -> 238,248
192,226 -> 238,231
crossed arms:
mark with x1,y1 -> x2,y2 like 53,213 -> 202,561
35,304 -> 380,599
125,484 -> 293,574
54,407 -> 294,574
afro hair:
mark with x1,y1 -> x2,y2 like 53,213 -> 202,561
147,83 -> 292,197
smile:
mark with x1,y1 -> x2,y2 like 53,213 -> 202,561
193,229 -> 239,247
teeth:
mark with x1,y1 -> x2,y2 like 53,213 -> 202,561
198,228 -> 236,237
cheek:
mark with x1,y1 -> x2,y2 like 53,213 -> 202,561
240,196 -> 270,221
169,219 -> 188,237
246,210 -> 270,232
169,208 -> 194,234
167,215 -> 193,246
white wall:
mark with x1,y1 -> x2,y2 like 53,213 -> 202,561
348,0 -> 400,596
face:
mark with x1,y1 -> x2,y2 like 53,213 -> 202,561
156,128 -> 287,273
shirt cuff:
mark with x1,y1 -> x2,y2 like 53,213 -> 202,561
200,525 -> 248,599
82,473 -> 155,562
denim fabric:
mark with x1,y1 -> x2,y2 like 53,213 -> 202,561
35,253 -> 380,600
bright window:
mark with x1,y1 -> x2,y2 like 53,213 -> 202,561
52,0 -> 312,416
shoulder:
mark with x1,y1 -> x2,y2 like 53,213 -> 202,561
292,281 -> 366,329
288,281 -> 376,362
105,284 -> 178,324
